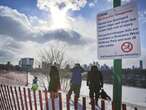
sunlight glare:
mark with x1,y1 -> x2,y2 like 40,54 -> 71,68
50,6 -> 70,29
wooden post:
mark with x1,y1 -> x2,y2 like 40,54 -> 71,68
82,97 -> 86,110
66,95 -> 70,110
0,92 -> 5,110
112,101 -> 115,110
0,85 -> 5,110
19,87 -> 24,110
6,85 -> 13,110
51,97 -> 55,110
59,93 -> 62,110
10,86 -> 17,110
28,88 -> 33,110
74,96 -> 78,110
122,104 -> 126,110
23,88 -> 28,110
0,91 -> 5,110
101,100 -> 105,110
91,98 -> 95,110
39,90 -> 43,110
1,85 -> 8,109
4,85 -> 11,110
15,87 -> 20,110
45,90 -> 49,110
33,90 -> 37,110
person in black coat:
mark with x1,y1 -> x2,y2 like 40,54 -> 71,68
49,65 -> 61,98
87,65 -> 103,105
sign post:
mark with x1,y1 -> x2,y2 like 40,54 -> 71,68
96,0 -> 140,110
113,59 -> 122,110
113,0 -> 122,110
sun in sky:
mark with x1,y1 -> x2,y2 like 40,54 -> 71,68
37,0 -> 87,30
49,4 -> 70,29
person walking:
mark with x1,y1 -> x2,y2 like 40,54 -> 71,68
67,63 -> 84,102
48,65 -> 61,98
87,65 -> 103,105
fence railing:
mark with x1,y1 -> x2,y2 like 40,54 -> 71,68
0,84 -> 138,110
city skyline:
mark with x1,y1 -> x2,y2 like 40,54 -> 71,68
0,0 -> 146,69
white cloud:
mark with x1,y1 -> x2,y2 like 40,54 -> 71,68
89,2 -> 95,8
0,35 -> 22,63
0,3 -> 145,69
0,5 -> 89,64
0,6 -> 31,27
37,0 -> 88,12
0,6 -> 34,41
0,6 -> 86,45
29,16 -> 52,32
70,16 -> 97,41
36,0 -> 97,29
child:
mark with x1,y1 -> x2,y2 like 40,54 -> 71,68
31,76 -> 38,91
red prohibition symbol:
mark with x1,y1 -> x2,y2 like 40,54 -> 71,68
121,42 -> 133,53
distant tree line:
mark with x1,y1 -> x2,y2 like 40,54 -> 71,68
0,62 -> 21,72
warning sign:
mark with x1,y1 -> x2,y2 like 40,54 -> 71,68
97,2 -> 141,59
121,42 -> 133,53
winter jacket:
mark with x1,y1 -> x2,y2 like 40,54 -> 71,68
87,70 -> 103,89
49,66 -> 61,92
70,66 -> 84,85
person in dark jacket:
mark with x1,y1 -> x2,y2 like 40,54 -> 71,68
67,63 -> 84,100
87,65 -> 103,105
49,65 -> 61,98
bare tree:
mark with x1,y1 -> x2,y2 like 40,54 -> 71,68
35,46 -> 73,91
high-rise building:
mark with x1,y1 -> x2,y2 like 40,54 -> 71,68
19,58 -> 34,71
139,60 -> 143,70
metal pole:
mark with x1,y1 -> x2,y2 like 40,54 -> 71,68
113,59 -> 122,110
26,71 -> 28,86
113,0 -> 122,109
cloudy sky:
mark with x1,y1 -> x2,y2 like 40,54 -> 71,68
0,0 -> 146,68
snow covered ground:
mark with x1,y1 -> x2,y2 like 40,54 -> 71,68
0,71 -> 27,85
28,73 -> 146,110
81,81 -> 146,110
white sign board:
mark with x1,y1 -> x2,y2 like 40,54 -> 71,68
97,3 -> 141,59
